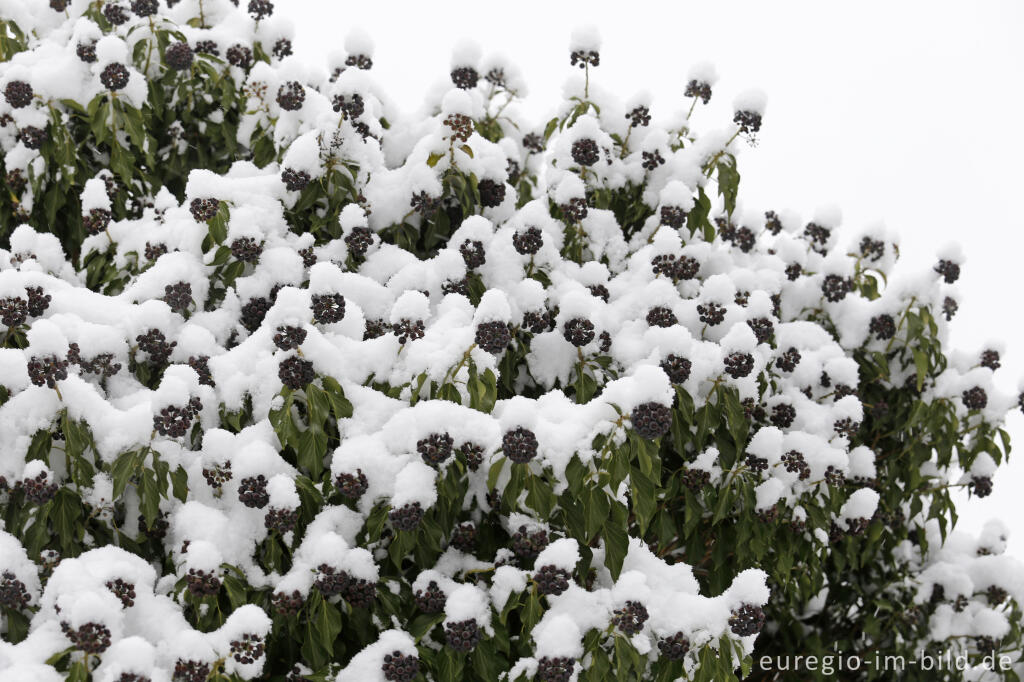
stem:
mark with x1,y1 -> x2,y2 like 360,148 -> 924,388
144,17 -> 155,74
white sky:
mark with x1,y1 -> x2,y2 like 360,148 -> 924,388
289,0 -> 1024,553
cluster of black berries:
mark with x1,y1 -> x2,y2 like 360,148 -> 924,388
626,105 -> 651,128
363,319 -> 390,340
682,467 -> 710,491
833,417 -> 859,439
746,317 -> 774,344
776,347 -> 801,372
143,241 -> 168,261
697,302 -> 726,326
503,426 -> 539,464
273,325 -> 307,351
645,306 -> 677,328
443,113 -> 473,143
275,81 -> 307,111
24,286 -> 49,317
641,149 -> 665,171
733,109 -> 762,135
659,205 -> 687,229
138,513 -> 169,541
381,650 -> 420,682
561,196 -> 588,222
821,274 -> 853,302
962,386 -> 988,410
153,399 -> 201,438
658,631 -> 691,661
415,580 -> 446,613
781,450 -> 810,480
409,191 -> 440,217
450,66 -> 479,90
563,317 -> 595,347
729,604 -> 766,637
18,125 -> 47,150
770,403 -> 796,428
456,442 -> 484,471
571,138 -> 600,167
308,293 -> 346,325
803,223 -> 831,253
418,432 -> 454,467
335,469 -> 369,499
102,1 -> 129,25
448,522 -> 476,553
62,621 -> 112,654
83,207 -> 112,236
279,356 -> 315,389
311,564 -> 347,596
660,354 -> 692,384
764,210 -> 783,235
824,466 -> 846,488
522,310 -> 553,334
272,589 -> 303,616
131,0 -> 157,15
392,318 -> 425,344
345,53 -> 373,70
202,461 -> 232,491
4,80 -> 32,109
523,132 -> 545,153
238,474 -> 270,508
0,296 -> 28,327
265,506 -> 298,533
0,571 -> 30,610
477,178 -> 506,208
389,502 -> 424,531
77,41 -> 97,62
631,402 -> 671,440
343,576 -> 376,608
942,296 -> 958,321
511,525 -> 548,562
189,197 -> 220,222
980,349 -> 1000,370
746,453 -> 769,473
512,226 -> 543,255
723,352 -> 754,379
934,259 -> 960,284
27,355 -> 69,389
685,79 -> 712,103
536,656 -> 575,682
228,632 -> 265,666
859,236 -> 885,262
582,284 -> 607,303
101,62 -> 131,91
227,44 -> 254,69
445,619 -> 481,652
534,565 -> 571,596
612,600 -> 650,635
105,578 -> 136,608
570,49 -> 600,68
868,314 -> 896,340
185,568 -> 221,597
248,0 -> 273,18
173,660 -> 211,682
165,41 -> 194,71
13,471 -> 52,501
161,281 -> 192,314
971,476 -> 993,498
278,167 -> 312,192
339,227 -> 373,262
333,93 -> 365,119
475,320 -> 512,355
785,263 -> 802,281
5,169 -> 26,196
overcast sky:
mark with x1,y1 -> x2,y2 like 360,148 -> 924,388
289,0 -> 1024,552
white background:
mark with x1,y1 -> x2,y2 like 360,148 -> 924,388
289,0 -> 1024,552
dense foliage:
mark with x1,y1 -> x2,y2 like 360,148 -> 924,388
1,1 -> 1022,681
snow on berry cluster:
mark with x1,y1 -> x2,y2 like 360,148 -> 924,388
1,0 -> 1022,680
